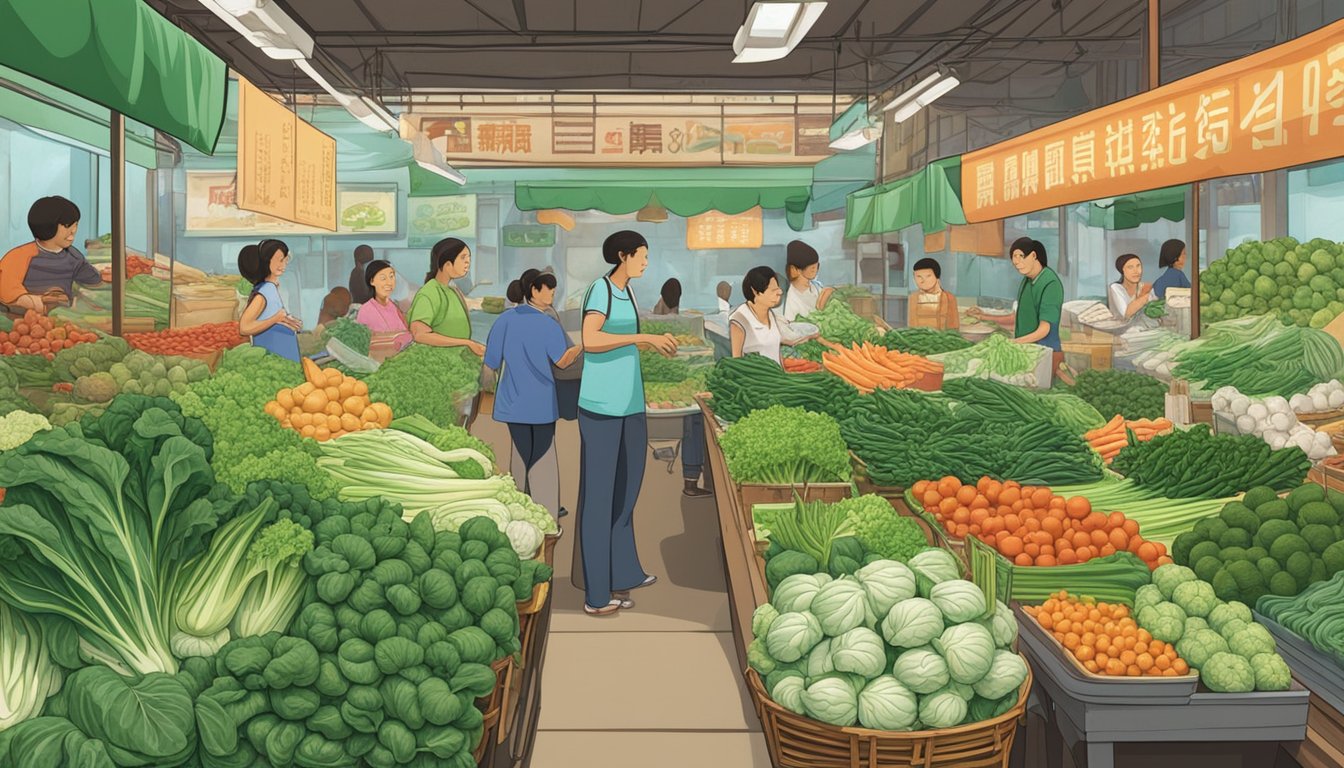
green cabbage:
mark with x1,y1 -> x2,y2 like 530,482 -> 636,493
830,628 -> 886,679
857,676 -> 919,731
918,690 -> 968,728
909,549 -> 963,591
766,612 -> 823,664
892,647 -> 949,694
854,560 -> 917,618
771,675 -> 806,714
801,677 -> 859,727
929,580 -> 988,624
978,601 -> 1018,648
772,573 -> 829,614
880,597 -> 944,649
971,650 -> 1028,700
810,579 -> 870,637
933,623 -> 996,684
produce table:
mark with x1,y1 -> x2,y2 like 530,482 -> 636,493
488,586 -> 553,768
1016,604 -> 1310,768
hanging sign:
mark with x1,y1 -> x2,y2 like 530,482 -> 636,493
293,118 -> 337,230
238,78 -> 338,231
686,208 -> 764,250
961,19 -> 1344,223
502,225 -> 557,248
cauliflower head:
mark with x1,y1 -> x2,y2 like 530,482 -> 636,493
1201,652 -> 1255,693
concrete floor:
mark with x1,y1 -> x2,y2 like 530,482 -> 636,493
472,414 -> 772,767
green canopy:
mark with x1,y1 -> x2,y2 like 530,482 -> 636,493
508,167 -> 814,231
1086,186 -> 1186,230
0,0 -> 227,155
845,156 -> 966,237
0,65 -> 158,168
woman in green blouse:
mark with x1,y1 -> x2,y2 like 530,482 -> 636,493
408,238 -> 485,356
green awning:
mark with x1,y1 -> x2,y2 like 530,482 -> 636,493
845,156 -> 966,237
1087,186 -> 1186,230
0,0 -> 227,155
510,167 -> 815,231
812,106 -> 877,213
0,65 -> 158,168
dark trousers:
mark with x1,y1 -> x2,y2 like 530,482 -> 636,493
574,409 -> 649,608
682,414 -> 705,481
506,422 -> 559,518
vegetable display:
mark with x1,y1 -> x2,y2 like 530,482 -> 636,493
1211,387 -> 1336,460
719,405 -> 851,484
706,354 -> 859,423
124,322 -> 247,357
1084,415 -> 1175,464
820,342 -> 942,393
0,311 -> 98,360
0,411 -> 49,452
748,556 -> 1026,731
638,349 -> 693,384
1170,314 -> 1344,397
322,317 -> 373,356
1289,379 -> 1344,414
877,328 -> 972,357
1171,484 -> 1344,604
1070,368 -> 1168,421
1130,564 -> 1293,692
1024,592 -> 1189,677
931,334 -> 1046,384
914,475 -> 1172,569
798,300 -> 879,348
1257,570 -> 1344,668
365,346 -> 481,429
1111,425 -> 1312,499
782,358 -> 822,373
266,358 -> 393,442
832,496 -> 930,563
1198,237 -> 1344,329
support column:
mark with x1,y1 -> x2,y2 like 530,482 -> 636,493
110,112 -> 125,336
1190,182 -> 1201,338
1146,0 -> 1161,90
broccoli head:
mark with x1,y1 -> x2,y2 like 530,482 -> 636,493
1193,518 -> 1231,545
1193,556 -> 1223,583
1242,486 -> 1280,509
1268,570 -> 1299,596
1218,528 -> 1254,549
1250,653 -> 1292,692
1218,502 -> 1260,534
1288,483 -> 1327,514
1171,531 -> 1204,567
1297,501 -> 1340,527
1186,540 -> 1223,568
1201,652 -> 1256,692
1323,541 -> 1344,576
1299,524 -> 1335,555
1254,499 -> 1292,524
1256,557 -> 1282,583
1245,546 -> 1269,562
1219,547 -> 1249,564
1212,568 -> 1241,602
1137,602 -> 1187,644
1172,580 -> 1219,618
1270,534 -> 1312,565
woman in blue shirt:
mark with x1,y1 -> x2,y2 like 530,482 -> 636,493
576,231 -> 678,616
237,239 -> 301,362
484,271 -> 581,522
1151,239 -> 1191,300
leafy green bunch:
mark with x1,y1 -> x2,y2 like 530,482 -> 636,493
719,405 -> 851,484
366,346 -> 481,429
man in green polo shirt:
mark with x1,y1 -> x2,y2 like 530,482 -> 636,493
1000,236 -> 1075,384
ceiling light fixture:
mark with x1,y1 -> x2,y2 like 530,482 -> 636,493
828,125 -> 880,150
732,2 -> 828,64
412,132 -> 467,186
828,99 -> 879,151
890,71 -> 961,124
882,71 -> 943,112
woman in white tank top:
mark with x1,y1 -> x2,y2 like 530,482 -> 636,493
730,266 -> 813,364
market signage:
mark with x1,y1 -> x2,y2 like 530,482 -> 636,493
405,113 -> 833,166
960,19 -> 1344,223
185,172 -> 396,237
502,225 -> 557,248
238,78 -> 337,230
686,208 -> 764,250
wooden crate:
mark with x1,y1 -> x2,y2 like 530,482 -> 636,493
169,283 -> 240,327
1288,693 -> 1344,768
737,483 -> 853,527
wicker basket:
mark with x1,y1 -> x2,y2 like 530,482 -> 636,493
745,666 -> 1031,768
472,705 -> 501,764
540,533 -> 559,566
516,581 -> 550,616
476,656 -> 516,715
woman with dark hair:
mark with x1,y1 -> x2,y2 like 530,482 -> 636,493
0,196 -> 105,314
575,230 -> 678,616
653,278 -> 682,315
355,259 -> 412,350
348,245 -> 376,304
237,239 -> 302,361
1151,239 -> 1191,300
908,257 -> 959,330
731,266 -> 812,364
407,238 -> 484,356
317,286 -> 353,327
782,240 -> 834,321
485,269 -> 582,522
1109,253 -> 1154,322
505,279 -> 525,307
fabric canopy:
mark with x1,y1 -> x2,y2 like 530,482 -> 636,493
0,0 -> 227,155
0,65 -> 158,168
1086,186 -> 1186,230
811,138 -> 876,214
845,156 -> 966,237
510,167 -> 815,231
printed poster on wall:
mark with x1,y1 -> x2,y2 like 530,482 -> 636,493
686,208 -> 764,250
184,172 -> 397,236
409,195 -> 477,247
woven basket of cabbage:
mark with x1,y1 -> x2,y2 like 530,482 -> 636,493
744,663 -> 1030,768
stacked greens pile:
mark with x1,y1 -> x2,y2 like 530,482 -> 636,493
1172,484 -> 1344,604
52,274 -> 171,329
1257,570 -> 1344,667
1199,237 -> 1344,328
1170,314 -> 1344,397
1070,368 -> 1168,420
748,547 -> 1027,731
706,354 -> 860,423
843,388 -> 1104,488
931,334 -> 1046,385
754,495 -> 929,584
0,359 -> 37,415
1111,425 -> 1312,499
323,317 -> 373,356
799,301 -> 879,348
719,405 -> 851,484
39,337 -> 211,427
638,348 -> 692,384
942,378 -> 1104,434
1131,565 -> 1292,693
877,328 -> 972,357
367,346 -> 482,428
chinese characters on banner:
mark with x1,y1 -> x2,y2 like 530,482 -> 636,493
237,78 -> 337,231
416,113 -> 832,165
686,208 -> 764,250
960,19 -> 1344,223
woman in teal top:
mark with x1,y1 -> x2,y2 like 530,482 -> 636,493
576,230 -> 678,616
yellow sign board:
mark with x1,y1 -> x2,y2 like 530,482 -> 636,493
961,19 -> 1344,223
237,78 -> 338,231
293,118 -> 337,230
686,208 -> 764,250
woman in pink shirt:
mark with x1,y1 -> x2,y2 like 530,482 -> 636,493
355,259 -> 413,349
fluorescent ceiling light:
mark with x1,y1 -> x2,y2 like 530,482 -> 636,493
732,2 -> 827,64
412,132 -> 467,186
890,74 -> 961,124
198,0 -> 313,60
882,71 -> 942,112
828,126 -> 879,151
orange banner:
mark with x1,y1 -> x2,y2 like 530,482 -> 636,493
961,20 -> 1344,223
686,208 -> 763,250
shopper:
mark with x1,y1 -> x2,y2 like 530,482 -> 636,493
653,278 -> 682,315
0,196 -> 105,314
1151,239 -> 1191,300
731,266 -> 812,364
647,277 -> 710,498
782,240 -> 834,321
408,238 -> 484,356
237,239 -> 302,362
485,270 -> 582,521
576,230 -> 677,616
908,257 -> 959,330
317,286 -> 353,327
974,237 -> 1068,380
348,244 -> 376,304
1109,253 -> 1155,323
355,259 -> 413,350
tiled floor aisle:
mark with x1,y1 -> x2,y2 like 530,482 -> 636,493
473,415 -> 771,767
